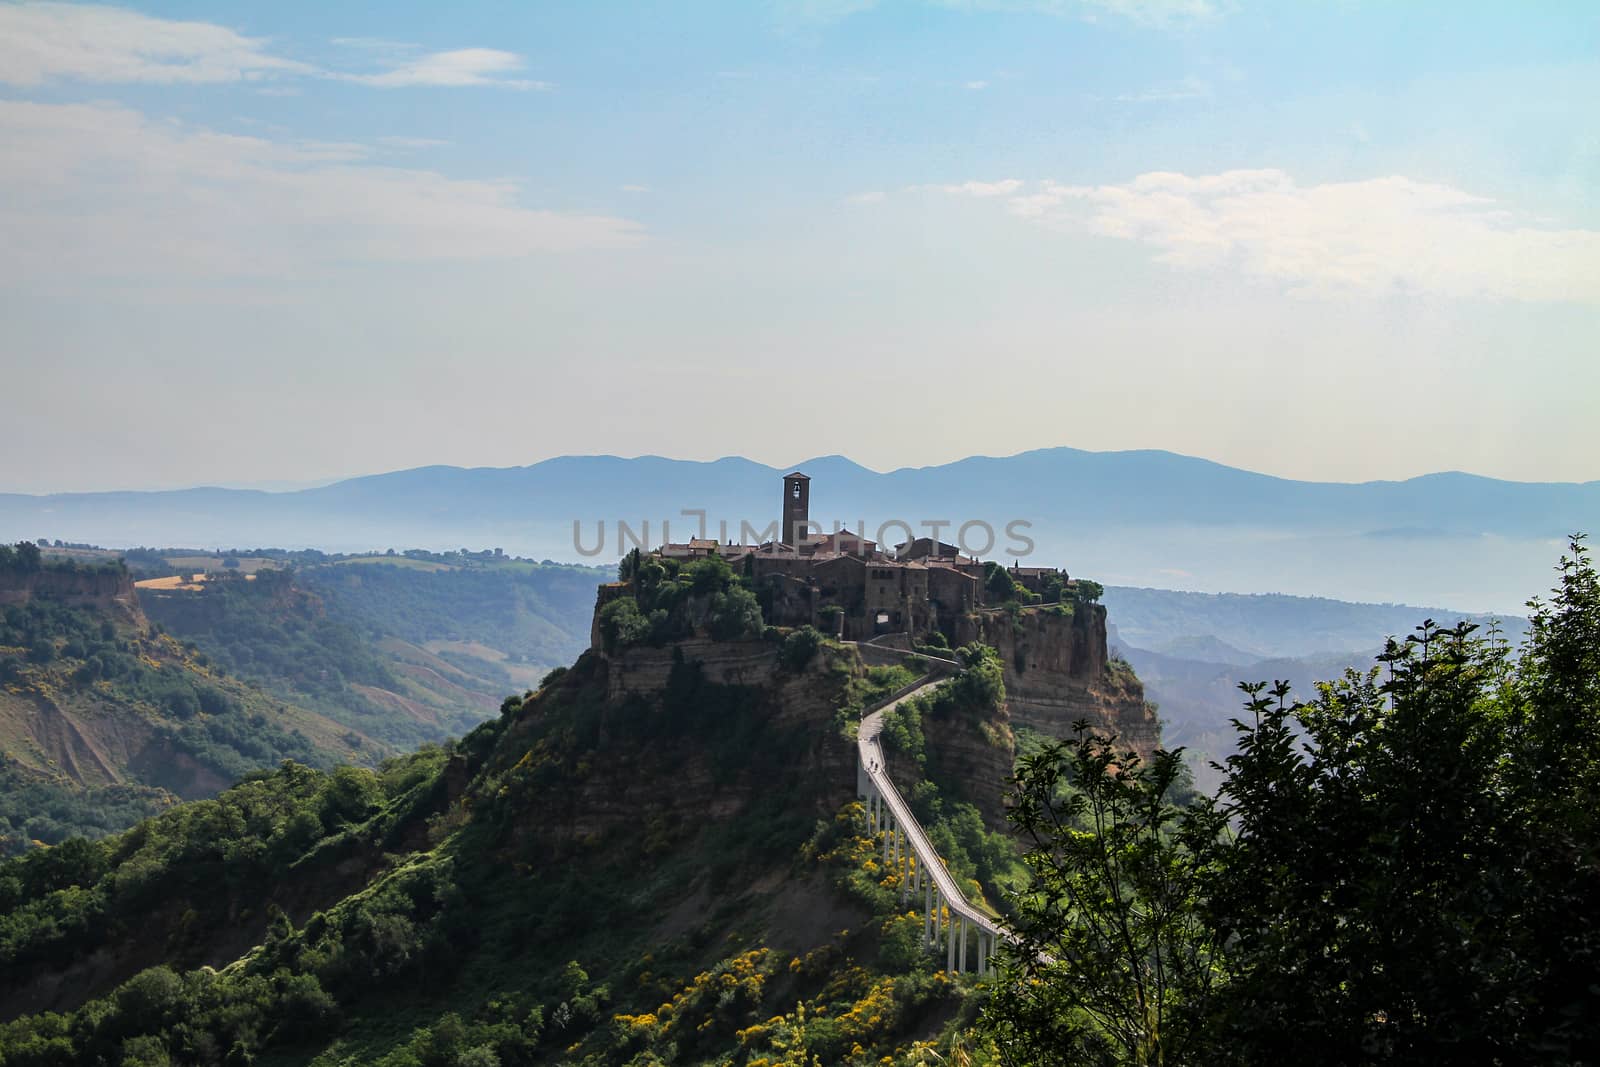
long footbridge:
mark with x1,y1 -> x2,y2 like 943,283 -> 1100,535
851,648 -> 1011,976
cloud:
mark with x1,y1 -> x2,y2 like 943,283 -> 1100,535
0,100 -> 643,281
0,3 -> 543,90
933,169 -> 1600,303
964,80 -> 989,90
846,190 -> 887,204
0,1 -> 311,85
924,179 -> 1024,198
620,184 -> 652,194
338,48 -> 550,90
376,136 -> 450,149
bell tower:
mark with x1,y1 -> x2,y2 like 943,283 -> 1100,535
781,471 -> 811,546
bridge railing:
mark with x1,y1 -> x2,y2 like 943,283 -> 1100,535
855,676 -> 1011,976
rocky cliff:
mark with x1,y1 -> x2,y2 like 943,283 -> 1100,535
0,566 -> 143,625
960,603 -> 1160,761
493,640 -> 863,855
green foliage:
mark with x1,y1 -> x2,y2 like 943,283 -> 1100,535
0,758 -> 412,978
600,555 -> 764,651
0,596 -> 328,848
0,767 -> 172,856
140,570 -> 399,718
983,562 -> 1019,603
0,963 -> 341,1065
780,625 -> 825,672
296,558 -> 599,670
879,695 -> 926,766
0,612 -> 1009,1066
982,731 -> 1225,1066
984,536 -> 1600,1065
1073,578 -> 1105,605
597,597 -> 650,652
0,542 -> 113,576
706,583 -> 763,641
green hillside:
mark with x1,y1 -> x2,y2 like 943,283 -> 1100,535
136,554 -> 605,753
0,635 -> 1010,1065
0,549 -> 367,855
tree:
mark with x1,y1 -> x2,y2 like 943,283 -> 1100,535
13,541 -> 42,572
707,585 -> 763,641
597,598 -> 650,652
1074,578 -> 1104,605
984,562 -> 1018,602
983,731 -> 1226,1066
984,537 -> 1600,1065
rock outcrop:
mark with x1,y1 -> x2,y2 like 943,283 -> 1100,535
499,642 -> 861,852
0,567 -> 143,625
961,604 -> 1160,761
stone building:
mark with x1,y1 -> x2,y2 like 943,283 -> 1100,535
642,471 -> 1072,642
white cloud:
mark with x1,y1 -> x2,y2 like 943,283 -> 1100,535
338,48 -> 549,90
847,190 -> 887,204
925,179 -> 1024,198
0,3 -> 543,90
933,169 -> 1600,303
0,100 -> 643,281
621,184 -> 652,194
965,80 -> 989,90
0,2 -> 310,85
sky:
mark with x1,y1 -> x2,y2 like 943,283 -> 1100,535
1,0 -> 1597,494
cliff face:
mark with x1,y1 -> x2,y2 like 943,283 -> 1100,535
0,568 -> 143,625
960,604 -> 1160,761
598,637 -> 787,703
883,695 -> 1015,833
495,642 -> 861,854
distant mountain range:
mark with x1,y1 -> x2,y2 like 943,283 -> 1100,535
5,448 -> 1596,612
1101,586 -> 1534,794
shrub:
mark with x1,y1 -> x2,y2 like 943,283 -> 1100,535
781,626 -> 824,672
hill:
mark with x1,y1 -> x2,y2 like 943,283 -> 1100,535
1100,585 -> 1532,794
1,544 -> 650,854
1101,584 -> 1528,661
134,551 -> 605,748
0,550 -> 369,854
0,627 -> 1026,1064
4,448 -> 1595,611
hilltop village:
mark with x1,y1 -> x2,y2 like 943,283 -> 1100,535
622,471 -> 1075,643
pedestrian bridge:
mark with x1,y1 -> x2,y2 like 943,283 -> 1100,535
851,648 -> 1011,977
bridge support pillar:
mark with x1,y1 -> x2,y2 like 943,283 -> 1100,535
947,909 -> 956,972
959,917 -> 968,973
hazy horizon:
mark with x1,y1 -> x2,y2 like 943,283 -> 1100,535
2,2 -> 1597,495
6,443 -> 1600,498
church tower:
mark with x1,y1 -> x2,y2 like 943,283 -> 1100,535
781,471 -> 811,546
